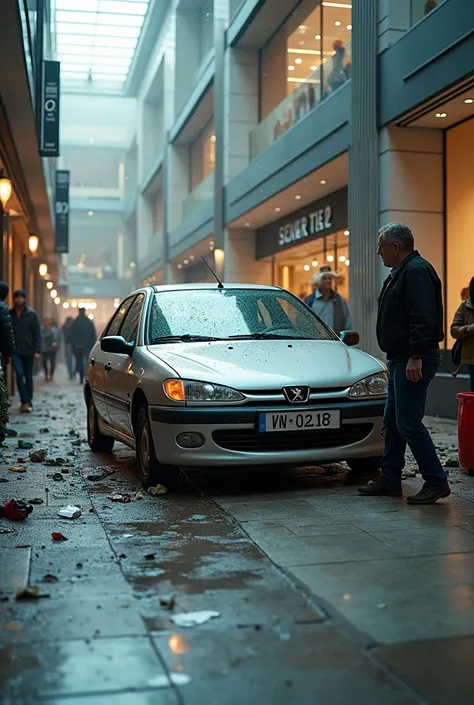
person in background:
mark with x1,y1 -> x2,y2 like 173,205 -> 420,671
461,287 -> 469,302
0,281 -> 15,370
41,316 -> 60,381
451,276 -> 474,392
10,290 -> 41,413
305,272 -> 352,335
69,307 -> 97,384
62,316 -> 75,379
424,0 -> 437,15
359,222 -> 450,504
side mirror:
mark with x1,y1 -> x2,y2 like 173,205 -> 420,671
100,336 -> 133,355
340,330 -> 360,347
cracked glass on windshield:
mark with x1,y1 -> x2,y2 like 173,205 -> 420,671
148,289 -> 337,342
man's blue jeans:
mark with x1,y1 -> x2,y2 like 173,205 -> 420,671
469,365 -> 474,392
382,353 -> 448,488
12,354 -> 34,405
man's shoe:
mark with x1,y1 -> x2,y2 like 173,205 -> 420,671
358,478 -> 402,497
406,483 -> 451,505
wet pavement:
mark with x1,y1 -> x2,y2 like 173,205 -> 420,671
1,370 -> 474,704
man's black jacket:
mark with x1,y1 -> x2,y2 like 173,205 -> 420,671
0,301 -> 15,357
9,306 -> 42,357
377,251 -> 444,358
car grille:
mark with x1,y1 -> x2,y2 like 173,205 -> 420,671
212,424 -> 373,453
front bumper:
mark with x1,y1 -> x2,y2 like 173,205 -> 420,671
149,400 -> 385,467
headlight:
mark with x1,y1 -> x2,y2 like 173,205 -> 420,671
164,379 -> 244,403
349,373 -> 388,398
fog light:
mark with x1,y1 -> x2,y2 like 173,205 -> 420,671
177,432 -> 204,449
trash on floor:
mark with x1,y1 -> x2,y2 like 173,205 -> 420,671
29,449 -> 48,463
39,428 -> 50,434
58,505 -> 82,520
8,466 -> 27,473
86,468 -> 115,481
28,498 -> 44,505
0,500 -> 33,521
171,610 -> 220,627
147,674 -> 191,688
147,484 -> 168,496
160,594 -> 176,611
402,469 -> 417,479
6,428 -> 18,437
444,457 -> 459,468
51,532 -> 68,542
16,586 -> 51,600
18,440 -> 34,450
0,527 -> 16,534
49,473 -> 65,482
44,457 -> 67,467
42,574 -> 59,583
107,493 -> 131,503
145,552 -> 156,560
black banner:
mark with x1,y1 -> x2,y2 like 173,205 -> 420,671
39,61 -> 60,157
54,170 -> 70,254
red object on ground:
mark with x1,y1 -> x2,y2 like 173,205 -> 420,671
0,500 -> 33,521
51,532 -> 68,542
457,392 -> 474,475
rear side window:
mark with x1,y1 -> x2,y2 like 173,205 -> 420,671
104,298 -> 134,337
120,294 -> 145,345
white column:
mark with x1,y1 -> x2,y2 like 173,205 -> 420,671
223,47 -> 259,183
223,229 -> 272,284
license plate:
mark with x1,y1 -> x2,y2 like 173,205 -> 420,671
258,410 -> 340,433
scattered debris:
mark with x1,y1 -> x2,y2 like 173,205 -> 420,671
145,553 -> 156,560
0,500 -> 33,521
51,532 -> 68,542
0,527 -> 16,534
107,493 -> 131,503
29,449 -> 48,463
147,674 -> 191,688
444,457 -> 459,468
18,440 -> 34,450
16,586 -> 50,600
58,506 -> 82,520
402,469 -> 417,479
28,498 -> 44,505
61,468 -> 70,474
15,544 -> 31,548
39,428 -> 50,434
86,469 -> 115,482
147,484 -> 168,496
121,534 -> 134,539
171,610 -> 220,628
6,428 -> 18,437
160,594 -> 176,611
8,466 -> 27,473
76,563 -> 83,569
49,473 -> 65,482
44,457 -> 67,467
135,491 -> 143,500
42,574 -> 59,583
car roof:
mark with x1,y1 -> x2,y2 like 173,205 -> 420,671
147,283 -> 283,294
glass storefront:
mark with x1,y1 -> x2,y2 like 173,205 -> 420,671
251,0 -> 352,159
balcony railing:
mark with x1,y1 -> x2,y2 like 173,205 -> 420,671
249,42 -> 352,161
183,172 -> 214,218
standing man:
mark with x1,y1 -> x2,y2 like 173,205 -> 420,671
10,290 -> 41,413
305,272 -> 352,335
359,222 -> 450,504
69,307 -> 97,384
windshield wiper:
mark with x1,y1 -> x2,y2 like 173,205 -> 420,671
150,334 -> 225,344
228,333 -> 313,340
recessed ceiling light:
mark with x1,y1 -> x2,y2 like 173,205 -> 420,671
335,21 -> 341,26
295,58 -> 302,65
315,34 -> 321,40
189,254 -> 195,261
327,255 -> 334,262
298,40 -> 305,47
295,195 -> 302,200
275,207 -> 281,212
347,24 -> 352,30
184,259 -> 189,265
464,98 -> 473,104
288,65 -> 295,71
339,255 -> 346,262
310,65 -> 317,71
344,230 -> 349,236
320,179 -> 327,185
312,260 -> 318,267
304,264 -> 311,272
345,259 -> 350,266
177,264 -> 183,269
435,112 -> 447,118
245,222 -> 251,227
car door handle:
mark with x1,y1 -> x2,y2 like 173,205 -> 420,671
105,362 -> 112,373
90,357 -> 96,366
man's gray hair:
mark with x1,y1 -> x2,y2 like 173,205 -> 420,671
310,271 -> 337,288
379,222 -> 414,250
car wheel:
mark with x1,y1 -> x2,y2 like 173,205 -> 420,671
87,395 -> 115,452
346,456 -> 382,475
135,406 -> 180,490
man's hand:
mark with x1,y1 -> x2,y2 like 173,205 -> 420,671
406,357 -> 423,383
34,353 -> 41,360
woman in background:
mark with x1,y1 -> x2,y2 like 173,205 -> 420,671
451,276 -> 474,391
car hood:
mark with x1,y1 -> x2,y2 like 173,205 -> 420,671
147,340 -> 385,390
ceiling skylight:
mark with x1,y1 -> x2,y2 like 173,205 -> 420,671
55,0 -> 151,89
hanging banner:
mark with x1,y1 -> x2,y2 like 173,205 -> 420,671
39,61 -> 60,157
54,170 -> 70,254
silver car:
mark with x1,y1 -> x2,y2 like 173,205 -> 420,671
85,284 -> 386,488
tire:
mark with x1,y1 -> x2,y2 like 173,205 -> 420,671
346,456 -> 382,475
135,406 -> 180,490
87,394 -> 115,452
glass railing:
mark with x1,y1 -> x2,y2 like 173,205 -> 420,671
183,172 -> 214,218
410,0 -> 447,27
250,41 -> 352,161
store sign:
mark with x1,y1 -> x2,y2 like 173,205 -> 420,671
39,61 -> 60,157
54,170 -> 70,254
256,188 -> 348,259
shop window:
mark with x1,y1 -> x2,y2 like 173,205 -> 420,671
189,120 -> 215,193
446,118 -> 474,345
254,1 -> 351,159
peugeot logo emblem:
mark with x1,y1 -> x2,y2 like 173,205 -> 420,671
283,386 -> 310,404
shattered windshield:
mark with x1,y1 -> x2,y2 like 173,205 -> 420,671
148,289 -> 337,343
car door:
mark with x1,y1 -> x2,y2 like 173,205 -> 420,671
105,293 -> 145,437
89,297 -> 134,424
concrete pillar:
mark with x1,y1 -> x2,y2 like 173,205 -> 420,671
136,194 -> 153,263
379,126 -> 444,278
223,47 -> 259,183
223,229 -> 272,284
348,0 -> 380,356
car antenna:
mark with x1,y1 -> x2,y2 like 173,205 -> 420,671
201,257 -> 224,289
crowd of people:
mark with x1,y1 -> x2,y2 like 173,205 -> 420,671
0,282 -> 97,414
